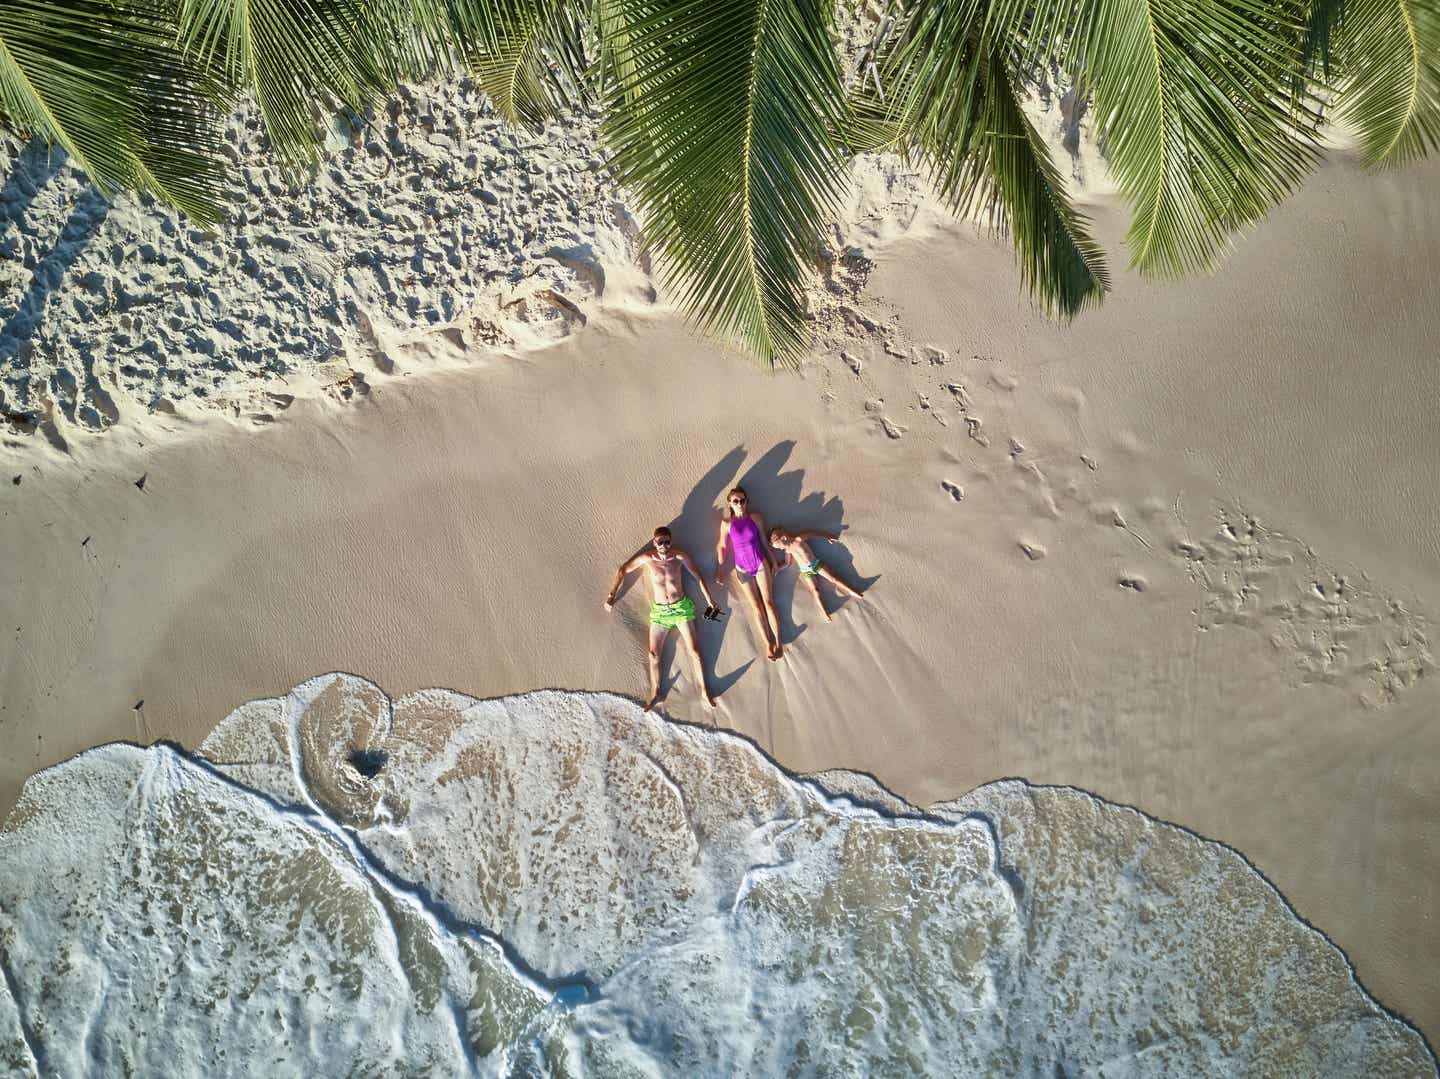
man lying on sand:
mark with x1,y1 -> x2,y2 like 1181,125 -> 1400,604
768,526 -> 864,622
605,526 -> 720,711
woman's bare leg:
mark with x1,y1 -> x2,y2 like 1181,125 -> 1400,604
805,576 -> 831,621
739,576 -> 776,658
645,623 -> 668,710
819,565 -> 863,600
757,565 -> 783,658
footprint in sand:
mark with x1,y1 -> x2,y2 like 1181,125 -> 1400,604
945,382 -> 972,410
1018,541 -> 1047,561
965,416 -> 990,447
881,417 -> 906,439
941,480 -> 965,502
1119,575 -> 1148,592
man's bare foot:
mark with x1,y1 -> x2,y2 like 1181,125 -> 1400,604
644,691 -> 664,711
822,609 -> 833,623
768,642 -> 784,660
703,693 -> 717,709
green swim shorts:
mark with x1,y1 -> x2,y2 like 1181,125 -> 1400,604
650,596 -> 697,628
799,558 -> 822,577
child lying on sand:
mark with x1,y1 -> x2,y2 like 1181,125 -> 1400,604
767,526 -> 864,622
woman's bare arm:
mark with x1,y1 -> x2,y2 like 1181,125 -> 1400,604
715,518 -> 732,581
752,513 -> 777,569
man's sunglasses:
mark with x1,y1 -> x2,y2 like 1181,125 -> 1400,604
654,539 -> 672,547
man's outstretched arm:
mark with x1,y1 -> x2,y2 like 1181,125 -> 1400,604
677,550 -> 718,609
798,530 -> 841,542
605,555 -> 645,611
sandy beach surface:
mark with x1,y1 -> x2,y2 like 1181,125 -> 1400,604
3,128 -> 1439,1054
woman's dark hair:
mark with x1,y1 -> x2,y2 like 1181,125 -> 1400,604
725,486 -> 748,521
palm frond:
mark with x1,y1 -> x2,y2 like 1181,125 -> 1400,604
0,0 -> 225,223
175,0 -> 376,163
860,0 -> 1107,314
1300,0 -> 1346,79
1332,0 -> 1440,165
355,0 -> 463,85
978,0 -> 1324,275
1079,0 -> 1323,273
603,0 -> 851,364
462,0 -> 593,125
980,47 -> 1110,315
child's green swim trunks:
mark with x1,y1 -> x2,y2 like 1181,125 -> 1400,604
649,596 -> 697,627
799,558 -> 822,577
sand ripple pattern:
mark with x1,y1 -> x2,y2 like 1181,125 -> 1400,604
0,83 -> 640,432
0,674 -> 1432,1076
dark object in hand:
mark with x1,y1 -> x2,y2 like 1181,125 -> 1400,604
704,605 -> 724,621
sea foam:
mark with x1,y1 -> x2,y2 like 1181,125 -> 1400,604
1,674 -> 1433,1076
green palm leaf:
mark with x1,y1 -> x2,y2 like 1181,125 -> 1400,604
603,0 -> 851,364
462,0 -> 594,125
861,0 -> 1108,315
978,0 -> 1324,275
0,0 -> 224,223
980,48 -> 1111,315
1299,0 -> 1347,79
175,0 -> 376,163
353,0 -> 463,85
1331,0 -> 1440,165
1071,0 -> 1323,274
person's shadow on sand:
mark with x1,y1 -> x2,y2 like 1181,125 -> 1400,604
611,445 -> 754,704
611,441 -> 879,707
732,440 -> 880,649
650,441 -> 879,703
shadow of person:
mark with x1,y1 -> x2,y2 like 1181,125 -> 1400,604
606,446 -> 752,705
617,440 -> 880,706
734,440 -> 881,645
666,445 -> 750,695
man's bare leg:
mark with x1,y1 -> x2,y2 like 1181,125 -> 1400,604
805,576 -> 832,622
757,565 -> 784,659
677,620 -> 716,709
739,576 -> 778,659
645,623 -> 668,710
819,565 -> 863,601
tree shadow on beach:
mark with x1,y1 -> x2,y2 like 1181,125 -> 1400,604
0,141 -> 112,426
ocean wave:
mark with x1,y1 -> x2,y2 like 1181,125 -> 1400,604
1,674 -> 1432,1076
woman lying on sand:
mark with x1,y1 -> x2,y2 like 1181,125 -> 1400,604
768,526 -> 864,622
716,486 -> 784,661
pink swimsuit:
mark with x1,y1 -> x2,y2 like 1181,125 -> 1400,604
728,515 -> 765,574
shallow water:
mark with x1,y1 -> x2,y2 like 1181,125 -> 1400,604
0,674 -> 1432,1076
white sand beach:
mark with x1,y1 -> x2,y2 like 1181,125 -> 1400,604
2,89 -> 1439,1061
